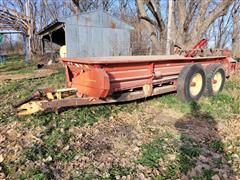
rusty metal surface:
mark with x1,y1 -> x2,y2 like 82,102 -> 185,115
41,85 -> 176,109
60,55 -> 227,64
16,101 -> 46,116
14,88 -> 79,115
13,91 -> 41,108
15,84 -> 175,116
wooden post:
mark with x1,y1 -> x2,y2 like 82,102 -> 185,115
49,33 -> 53,60
41,36 -> 44,54
23,33 -> 28,64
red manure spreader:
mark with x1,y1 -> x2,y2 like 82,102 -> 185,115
14,42 -> 239,115
14,55 -> 238,116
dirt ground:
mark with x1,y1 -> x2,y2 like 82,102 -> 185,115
0,103 -> 240,179
0,69 -> 56,81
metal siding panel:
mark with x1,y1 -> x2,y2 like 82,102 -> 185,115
78,26 -> 82,57
89,27 -> 93,56
65,23 -> 70,57
105,29 -> 110,56
96,28 -> 104,57
67,28 -> 132,57
106,29 -> 112,56
65,12 -> 132,57
121,30 -> 130,55
78,27 -> 84,57
75,11 -> 102,27
95,28 -> 103,56
79,27 -> 87,57
66,24 -> 78,58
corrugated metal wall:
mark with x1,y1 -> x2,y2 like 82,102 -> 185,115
65,10 -> 132,58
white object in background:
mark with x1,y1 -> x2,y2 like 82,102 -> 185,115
60,45 -> 67,58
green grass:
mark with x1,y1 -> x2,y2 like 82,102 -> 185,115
137,134 -> 205,178
178,136 -> 201,174
73,166 -> 102,180
137,133 -> 226,179
22,127 -> 80,163
203,169 -> 217,180
20,104 -> 115,163
152,77 -> 240,119
209,139 -> 225,153
72,164 -> 134,180
0,60 -> 121,178
19,167 -> 54,180
0,67 -> 66,123
0,58 -> 36,74
108,164 -> 134,179
177,153 -> 196,174
137,138 -> 167,168
165,163 -> 178,179
179,143 -> 202,157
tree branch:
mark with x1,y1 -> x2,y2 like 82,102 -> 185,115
192,0 -> 233,37
177,0 -> 186,29
136,0 -> 161,51
146,0 -> 165,32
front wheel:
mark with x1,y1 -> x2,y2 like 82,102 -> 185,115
177,64 -> 206,102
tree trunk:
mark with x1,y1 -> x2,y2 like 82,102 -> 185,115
72,0 -> 81,13
136,0 -> 162,54
232,8 -> 239,57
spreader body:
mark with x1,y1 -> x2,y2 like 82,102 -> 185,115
61,55 -> 236,98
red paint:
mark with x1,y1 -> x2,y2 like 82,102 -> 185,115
61,55 -> 235,98
185,39 -> 208,57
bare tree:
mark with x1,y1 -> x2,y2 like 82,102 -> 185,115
71,0 -> 115,13
0,4 -> 29,33
136,0 -> 234,54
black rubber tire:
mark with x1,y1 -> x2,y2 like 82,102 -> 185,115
205,64 -> 225,96
177,64 -> 206,102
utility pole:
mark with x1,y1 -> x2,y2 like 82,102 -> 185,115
166,0 -> 173,55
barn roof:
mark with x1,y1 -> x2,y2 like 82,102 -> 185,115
38,20 -> 64,36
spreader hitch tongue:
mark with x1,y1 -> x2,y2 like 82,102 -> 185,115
13,87 -> 79,116
13,91 -> 41,108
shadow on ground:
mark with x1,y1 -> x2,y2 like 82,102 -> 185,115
175,102 -> 234,179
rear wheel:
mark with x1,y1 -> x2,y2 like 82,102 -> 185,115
205,64 -> 225,96
177,64 -> 206,102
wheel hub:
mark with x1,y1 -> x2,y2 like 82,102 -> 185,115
212,72 -> 222,92
190,73 -> 203,96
